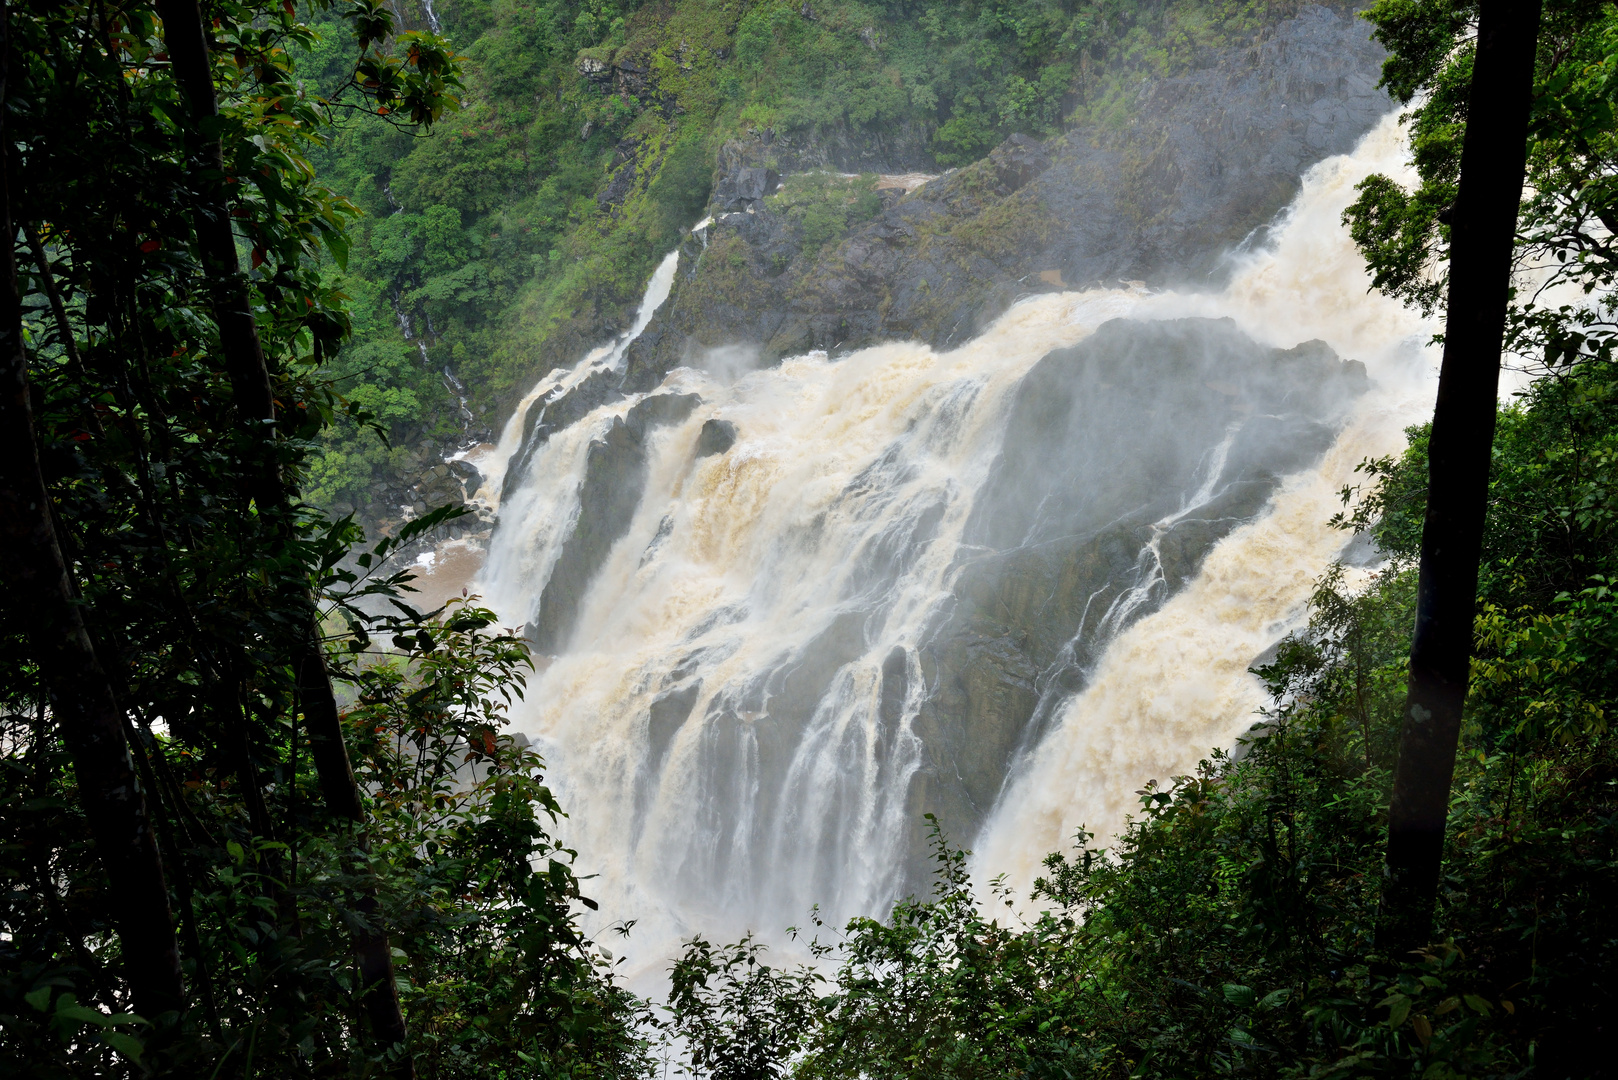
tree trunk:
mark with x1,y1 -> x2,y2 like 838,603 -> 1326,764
152,0 -> 276,488
0,4 -> 185,1019
1381,0 -> 1544,952
296,642 -> 412,1052
155,0 -> 412,1066
297,642 -> 365,822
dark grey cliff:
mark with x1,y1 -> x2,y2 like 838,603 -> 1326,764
528,392 -> 702,653
620,3 -> 1388,390
904,319 -> 1366,873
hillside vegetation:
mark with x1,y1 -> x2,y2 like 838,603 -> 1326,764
296,0 -> 1345,515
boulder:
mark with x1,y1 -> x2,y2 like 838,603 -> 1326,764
575,51 -> 612,83
695,418 -> 738,457
990,133 -> 1051,193
714,165 -> 779,211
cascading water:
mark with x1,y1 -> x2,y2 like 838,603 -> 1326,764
474,111 -> 1437,983
472,250 -> 682,509
975,114 -> 1440,900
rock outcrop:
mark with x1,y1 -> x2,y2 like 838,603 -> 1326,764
621,3 -> 1388,388
902,319 -> 1366,873
528,392 -> 703,652
713,166 -> 780,212
695,418 -> 738,457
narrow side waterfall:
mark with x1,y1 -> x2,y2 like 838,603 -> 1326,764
475,112 -> 1436,981
472,250 -> 683,508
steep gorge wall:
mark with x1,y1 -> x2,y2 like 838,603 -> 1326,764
497,3 -> 1389,572
338,3 -> 1387,553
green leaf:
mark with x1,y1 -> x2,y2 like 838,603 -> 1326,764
1223,983 -> 1256,1008
322,227 -> 351,271
103,1030 -> 144,1064
25,987 -> 51,1012
55,1001 -> 111,1026
1258,988 -> 1291,1011
1387,993 -> 1411,1029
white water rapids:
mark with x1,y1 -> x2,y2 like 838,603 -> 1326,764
471,111 -> 1437,983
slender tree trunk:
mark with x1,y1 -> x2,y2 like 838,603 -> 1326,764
25,231 -> 100,434
1381,0 -> 1544,952
156,1 -> 411,1065
151,0 -> 276,476
125,716 -> 225,1040
298,644 -> 365,822
0,3 -> 185,1019
296,642 -> 411,1052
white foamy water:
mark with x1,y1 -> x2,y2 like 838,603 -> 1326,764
977,113 -> 1438,897
975,407 -> 1419,898
486,288 -> 1148,968
477,111 -> 1437,982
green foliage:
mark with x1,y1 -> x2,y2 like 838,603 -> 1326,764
1346,0 -> 1618,361
2,596 -> 652,1077
667,934 -> 824,1080
1,1 -> 650,1074
765,171 -> 885,256
343,599 -> 653,1077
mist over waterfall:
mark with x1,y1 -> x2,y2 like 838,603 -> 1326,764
472,112 -> 1436,980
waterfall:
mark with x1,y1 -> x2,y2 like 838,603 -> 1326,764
472,249 -> 682,508
474,111 -> 1437,984
975,114 -> 1439,900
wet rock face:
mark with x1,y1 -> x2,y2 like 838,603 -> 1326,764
716,116 -> 938,177
623,3 -> 1388,383
992,133 -> 1051,193
501,370 -> 623,504
714,165 -> 780,211
901,318 -> 1367,890
695,418 -> 738,457
1033,6 -> 1388,289
528,392 -> 702,652
597,137 -> 642,211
